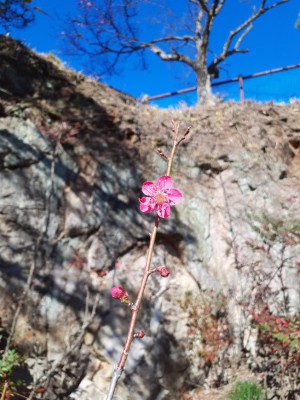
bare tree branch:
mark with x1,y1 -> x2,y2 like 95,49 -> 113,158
211,0 -> 288,68
202,0 -> 225,52
0,0 -> 35,31
63,0 -> 290,102
234,23 -> 252,50
146,34 -> 195,44
194,4 -> 204,39
141,42 -> 194,67
198,0 -> 209,14
215,0 -> 226,15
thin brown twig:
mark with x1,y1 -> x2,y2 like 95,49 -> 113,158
4,240 -> 39,354
106,123 -> 189,400
27,290 -> 100,400
0,381 -> 8,400
177,126 -> 191,147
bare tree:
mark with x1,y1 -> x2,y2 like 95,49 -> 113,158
63,0 -> 289,103
0,0 -> 35,31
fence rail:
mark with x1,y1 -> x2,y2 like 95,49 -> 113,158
144,63 -> 300,103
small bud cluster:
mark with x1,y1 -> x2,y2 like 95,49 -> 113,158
110,266 -> 170,339
111,267 -> 171,300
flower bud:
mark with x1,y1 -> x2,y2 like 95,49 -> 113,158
111,286 -> 127,300
157,266 -> 170,277
134,330 -> 145,339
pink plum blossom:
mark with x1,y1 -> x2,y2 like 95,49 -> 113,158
157,266 -> 170,277
139,176 -> 182,219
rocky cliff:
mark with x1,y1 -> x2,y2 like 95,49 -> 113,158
0,36 -> 300,399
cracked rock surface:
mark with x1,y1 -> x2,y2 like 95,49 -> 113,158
0,36 -> 300,399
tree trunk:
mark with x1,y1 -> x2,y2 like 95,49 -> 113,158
196,68 -> 214,104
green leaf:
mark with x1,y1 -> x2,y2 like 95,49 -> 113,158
0,349 -> 22,376
273,332 -> 289,344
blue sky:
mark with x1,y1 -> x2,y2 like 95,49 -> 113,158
4,0 -> 300,106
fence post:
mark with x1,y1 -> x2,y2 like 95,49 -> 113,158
145,64 -> 300,103
238,75 -> 244,103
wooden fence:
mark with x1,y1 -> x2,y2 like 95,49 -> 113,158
144,63 -> 300,103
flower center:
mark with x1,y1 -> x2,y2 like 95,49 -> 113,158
154,192 -> 166,204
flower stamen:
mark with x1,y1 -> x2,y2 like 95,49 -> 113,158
154,192 -> 166,204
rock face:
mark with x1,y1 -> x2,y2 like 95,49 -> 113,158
0,36 -> 300,399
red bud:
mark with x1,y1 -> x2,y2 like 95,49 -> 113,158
157,266 -> 170,277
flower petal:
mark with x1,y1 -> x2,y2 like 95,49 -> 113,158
157,202 -> 171,218
139,197 -> 156,213
165,188 -> 183,205
142,181 -> 157,196
157,176 -> 173,191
